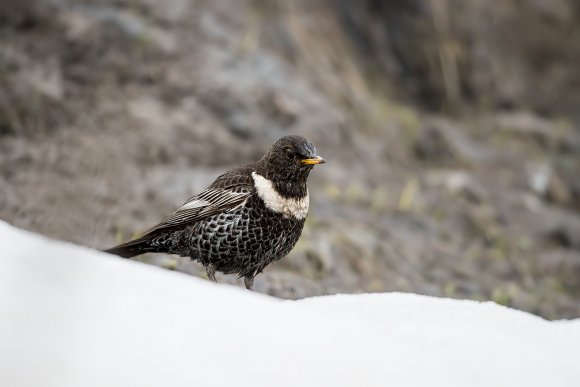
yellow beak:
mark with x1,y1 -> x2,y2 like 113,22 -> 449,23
301,155 -> 326,165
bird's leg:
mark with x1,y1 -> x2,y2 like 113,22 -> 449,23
244,275 -> 254,290
206,264 -> 217,282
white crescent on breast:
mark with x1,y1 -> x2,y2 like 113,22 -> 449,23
251,172 -> 309,220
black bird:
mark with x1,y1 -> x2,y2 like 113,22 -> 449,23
104,135 -> 325,289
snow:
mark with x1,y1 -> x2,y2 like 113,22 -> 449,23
0,220 -> 578,387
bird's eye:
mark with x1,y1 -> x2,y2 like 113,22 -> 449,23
285,148 -> 295,159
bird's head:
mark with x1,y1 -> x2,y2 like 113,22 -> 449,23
262,135 -> 325,173
257,135 -> 325,195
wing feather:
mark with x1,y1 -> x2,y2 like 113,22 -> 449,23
146,168 -> 254,232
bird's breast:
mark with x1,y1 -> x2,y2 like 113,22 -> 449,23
251,172 -> 309,220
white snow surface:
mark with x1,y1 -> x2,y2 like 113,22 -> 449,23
0,220 -> 579,387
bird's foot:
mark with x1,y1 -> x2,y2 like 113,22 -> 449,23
206,264 -> 217,282
244,276 -> 254,290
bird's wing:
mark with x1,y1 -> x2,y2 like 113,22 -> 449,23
147,169 -> 254,232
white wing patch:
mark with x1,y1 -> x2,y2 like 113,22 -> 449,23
149,188 -> 251,231
180,198 -> 210,210
182,189 -> 249,210
251,172 -> 309,220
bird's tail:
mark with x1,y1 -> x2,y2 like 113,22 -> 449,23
103,235 -> 156,258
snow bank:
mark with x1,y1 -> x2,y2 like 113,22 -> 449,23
0,220 -> 578,387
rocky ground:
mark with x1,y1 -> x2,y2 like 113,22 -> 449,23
1,0 -> 579,319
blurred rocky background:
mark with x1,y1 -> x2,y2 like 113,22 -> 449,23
1,0 -> 579,319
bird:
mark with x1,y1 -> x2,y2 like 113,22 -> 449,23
104,135 -> 325,289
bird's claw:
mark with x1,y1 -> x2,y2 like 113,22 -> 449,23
206,264 -> 217,282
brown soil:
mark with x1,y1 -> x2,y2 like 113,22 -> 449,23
1,0 -> 579,319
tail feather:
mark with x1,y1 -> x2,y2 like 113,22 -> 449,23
103,235 -> 154,258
